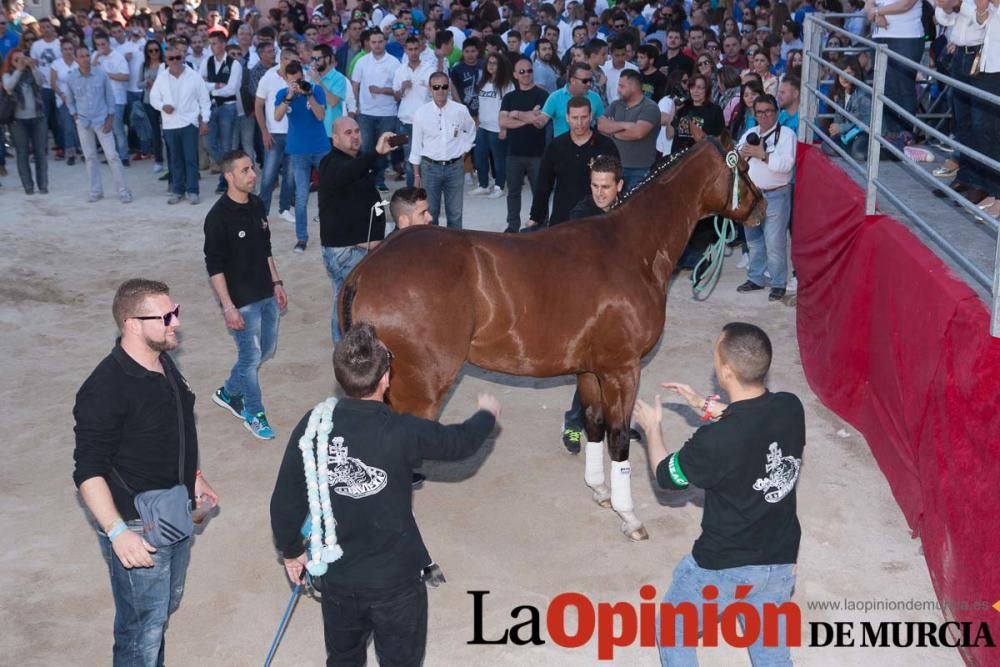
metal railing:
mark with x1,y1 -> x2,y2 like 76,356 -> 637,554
800,14 -> 1000,337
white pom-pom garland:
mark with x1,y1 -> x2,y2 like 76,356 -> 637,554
298,397 -> 342,576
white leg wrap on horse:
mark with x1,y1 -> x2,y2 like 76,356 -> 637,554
585,442 -> 605,487
611,460 -> 635,514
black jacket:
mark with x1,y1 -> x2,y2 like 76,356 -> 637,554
529,132 -> 619,227
567,195 -> 608,221
318,148 -> 386,248
270,398 -> 496,590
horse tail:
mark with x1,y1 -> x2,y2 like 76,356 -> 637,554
341,281 -> 356,333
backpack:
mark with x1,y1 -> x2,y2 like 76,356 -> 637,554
0,88 -> 16,125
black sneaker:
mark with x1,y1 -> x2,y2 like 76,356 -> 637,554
769,288 -> 786,302
212,386 -> 245,419
737,280 -> 765,293
293,240 -> 307,253
411,472 -> 426,488
562,425 -> 583,454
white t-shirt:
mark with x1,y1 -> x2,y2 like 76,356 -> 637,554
448,26 -> 467,50
393,61 -> 435,124
93,49 -> 129,104
602,61 -> 638,104
50,58 -> 78,107
30,38 -> 61,89
117,38 -> 146,93
872,0 -> 925,39
656,96 -> 675,155
255,66 -> 289,133
351,51 -> 401,116
476,81 -> 514,132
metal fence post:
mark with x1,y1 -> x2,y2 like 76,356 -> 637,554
800,16 -> 824,144
865,46 -> 888,215
992,241 -> 1000,337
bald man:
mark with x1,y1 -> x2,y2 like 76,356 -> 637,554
317,116 -> 396,343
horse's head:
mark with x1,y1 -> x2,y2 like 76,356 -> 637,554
702,137 -> 766,227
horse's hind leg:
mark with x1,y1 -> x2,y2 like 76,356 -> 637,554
578,373 -> 611,509
599,366 -> 649,542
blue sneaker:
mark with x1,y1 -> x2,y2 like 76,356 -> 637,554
212,387 -> 244,419
243,411 -> 275,440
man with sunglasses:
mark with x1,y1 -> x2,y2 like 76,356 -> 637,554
74,278 -> 220,667
538,61 -> 604,137
499,55 -> 549,232
271,322 -> 500,667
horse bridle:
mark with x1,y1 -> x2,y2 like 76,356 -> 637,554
706,136 -> 763,216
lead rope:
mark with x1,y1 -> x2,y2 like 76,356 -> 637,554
691,151 -> 741,299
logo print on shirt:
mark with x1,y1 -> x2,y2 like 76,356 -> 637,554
238,230 -> 246,238
752,442 -> 801,503
326,436 -> 388,499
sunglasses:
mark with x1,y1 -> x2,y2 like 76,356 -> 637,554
391,22 -> 405,30
131,305 -> 181,327
574,76 -> 593,84
167,55 -> 183,61
517,67 -> 533,74
431,83 -> 449,90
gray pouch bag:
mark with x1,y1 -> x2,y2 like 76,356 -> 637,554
112,357 -> 194,547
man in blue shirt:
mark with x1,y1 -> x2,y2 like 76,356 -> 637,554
310,43 -> 347,137
66,46 -> 133,203
777,76 -> 800,134
274,60 -> 328,253
0,14 -> 18,58
539,62 -> 605,137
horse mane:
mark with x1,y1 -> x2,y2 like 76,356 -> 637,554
342,282 -> 356,332
610,137 -> 727,211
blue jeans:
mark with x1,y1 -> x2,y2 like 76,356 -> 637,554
322,245 -> 368,344
224,296 -> 279,416
658,554 -> 796,667
623,166 -> 649,192
291,151 -> 326,243
474,127 -> 507,189
358,113 -> 396,188
41,87 -> 61,149
163,125 -> 200,196
259,133 -> 294,215
58,102 -> 80,151
421,158 -> 464,229
745,186 -> 791,289
112,102 -> 129,161
965,72 -> 1000,196
398,121 -> 414,187
874,37 -> 923,136
99,524 -> 191,667
10,116 -> 48,192
207,102 -> 237,191
235,113 -> 257,166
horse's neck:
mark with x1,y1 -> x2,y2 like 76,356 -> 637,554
612,174 -> 712,292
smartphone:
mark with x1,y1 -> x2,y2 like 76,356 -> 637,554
388,134 -> 409,148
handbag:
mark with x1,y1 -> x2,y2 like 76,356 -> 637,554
0,89 -> 15,125
112,360 -> 193,547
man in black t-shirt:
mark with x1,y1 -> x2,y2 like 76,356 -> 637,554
204,150 -> 288,440
270,323 -> 501,666
636,44 -> 667,101
499,55 -> 549,233
633,322 -> 805,666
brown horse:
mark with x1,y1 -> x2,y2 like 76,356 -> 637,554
338,138 -> 765,541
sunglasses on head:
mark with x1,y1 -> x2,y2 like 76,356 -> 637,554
131,304 -> 181,327
431,83 -> 449,90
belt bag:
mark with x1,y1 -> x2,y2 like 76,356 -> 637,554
112,358 -> 193,547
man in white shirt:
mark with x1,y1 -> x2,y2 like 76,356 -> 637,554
255,48 -> 299,220
200,30 -> 243,194
150,44 -> 211,205
92,30 -> 132,164
448,10 -> 469,50
409,70 -> 476,228
188,32 -> 208,71
736,94 -> 796,302
119,22 -> 146,160
30,17 -> 62,156
393,35 -> 434,187
602,38 -> 638,104
351,29 -> 400,191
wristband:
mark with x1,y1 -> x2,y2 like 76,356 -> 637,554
700,394 -> 720,422
223,305 -> 236,313
107,519 -> 128,542
273,280 -> 284,287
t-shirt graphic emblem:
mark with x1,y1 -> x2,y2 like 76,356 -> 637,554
326,436 -> 388,498
752,442 -> 801,503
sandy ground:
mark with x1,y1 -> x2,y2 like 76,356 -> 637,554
0,157 -> 965,667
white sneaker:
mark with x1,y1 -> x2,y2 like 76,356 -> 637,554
469,186 -> 490,196
487,185 -> 505,199
151,163 -> 165,174
736,253 -> 749,268
464,173 -> 474,186
280,209 -> 296,223
786,275 -> 798,293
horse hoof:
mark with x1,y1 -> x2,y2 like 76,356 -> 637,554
622,523 -> 649,542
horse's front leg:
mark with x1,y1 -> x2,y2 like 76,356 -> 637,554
578,372 -> 610,508
602,367 -> 649,542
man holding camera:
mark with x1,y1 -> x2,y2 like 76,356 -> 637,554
736,93 -> 796,302
317,116 -> 397,344
274,60 -> 328,253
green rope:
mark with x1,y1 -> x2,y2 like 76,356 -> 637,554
691,216 -> 737,299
